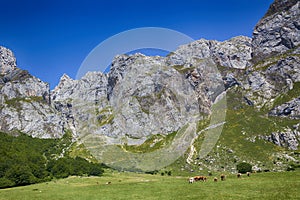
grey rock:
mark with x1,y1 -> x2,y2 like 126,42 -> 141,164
105,54 -> 202,138
264,0 -> 299,19
0,48 -> 63,138
269,97 -> 300,119
167,36 -> 252,70
51,71 -> 108,138
264,127 -> 300,150
242,54 -> 300,108
252,1 -> 300,61
0,46 -> 16,75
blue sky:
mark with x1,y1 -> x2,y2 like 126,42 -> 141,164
0,0 -> 273,88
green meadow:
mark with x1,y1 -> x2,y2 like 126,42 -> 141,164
0,171 -> 299,200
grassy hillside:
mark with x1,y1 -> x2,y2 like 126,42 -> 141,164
0,171 -> 299,200
161,86 -> 300,175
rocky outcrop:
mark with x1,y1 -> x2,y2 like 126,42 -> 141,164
242,0 -> 300,108
264,0 -> 299,18
269,97 -> 300,119
252,0 -> 300,61
0,100 -> 64,138
0,47 -> 63,138
105,54 -> 201,138
167,36 -> 252,70
264,125 -> 300,150
0,46 -> 16,75
51,71 -> 108,138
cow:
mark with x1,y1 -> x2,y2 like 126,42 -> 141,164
214,177 -> 218,182
237,173 -> 242,178
220,174 -> 226,181
247,172 -> 251,177
189,177 -> 195,184
194,176 -> 207,182
193,176 -> 201,181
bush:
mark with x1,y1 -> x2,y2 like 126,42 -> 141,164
236,162 -> 252,173
0,178 -> 14,188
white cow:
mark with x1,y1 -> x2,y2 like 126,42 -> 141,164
189,177 -> 195,184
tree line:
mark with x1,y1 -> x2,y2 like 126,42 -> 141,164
0,132 -> 106,188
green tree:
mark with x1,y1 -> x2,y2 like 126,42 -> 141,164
89,164 -> 104,176
5,165 -> 36,186
49,159 -> 71,178
237,162 -> 252,173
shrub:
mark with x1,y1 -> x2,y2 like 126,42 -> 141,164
0,178 -> 14,188
236,162 -> 252,173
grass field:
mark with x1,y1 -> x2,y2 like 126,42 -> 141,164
0,171 -> 299,200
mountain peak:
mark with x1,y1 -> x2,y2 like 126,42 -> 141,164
264,0 -> 299,18
0,46 -> 17,75
252,0 -> 300,61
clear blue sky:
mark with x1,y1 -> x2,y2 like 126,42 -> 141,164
0,0 -> 273,88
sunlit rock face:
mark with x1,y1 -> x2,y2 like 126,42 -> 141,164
252,0 -> 300,61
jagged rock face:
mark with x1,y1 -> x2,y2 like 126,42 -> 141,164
107,54 -> 139,100
52,72 -> 108,103
105,54 -> 201,138
242,54 -> 300,107
167,36 -> 252,69
0,46 -> 16,75
269,97 -> 300,119
0,70 -> 50,101
0,100 -> 63,138
252,1 -> 300,61
51,71 -> 108,138
51,53 -> 224,142
242,0 -> 300,108
0,48 -> 64,138
264,0 -> 299,17
264,125 -> 300,150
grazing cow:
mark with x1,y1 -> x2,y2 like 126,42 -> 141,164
189,177 -> 195,184
106,181 -> 111,185
194,176 -> 207,182
247,172 -> 251,177
237,173 -> 242,178
220,174 -> 226,181
193,176 -> 201,181
214,177 -> 218,182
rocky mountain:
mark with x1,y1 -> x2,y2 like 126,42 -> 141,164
0,0 -> 299,172
0,47 -> 64,138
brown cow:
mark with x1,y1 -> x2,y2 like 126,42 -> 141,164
194,176 -> 207,182
220,174 -> 226,181
214,177 -> 218,182
193,176 -> 201,181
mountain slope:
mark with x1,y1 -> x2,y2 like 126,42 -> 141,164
0,0 -> 299,172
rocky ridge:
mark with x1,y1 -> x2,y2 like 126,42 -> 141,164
0,0 -> 299,171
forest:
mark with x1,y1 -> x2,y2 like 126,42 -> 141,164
0,132 -> 106,188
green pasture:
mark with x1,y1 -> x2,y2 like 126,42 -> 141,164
0,171 -> 299,200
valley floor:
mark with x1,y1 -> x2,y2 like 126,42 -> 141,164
0,171 -> 299,200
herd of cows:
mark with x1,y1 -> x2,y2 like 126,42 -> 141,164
188,172 -> 251,183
